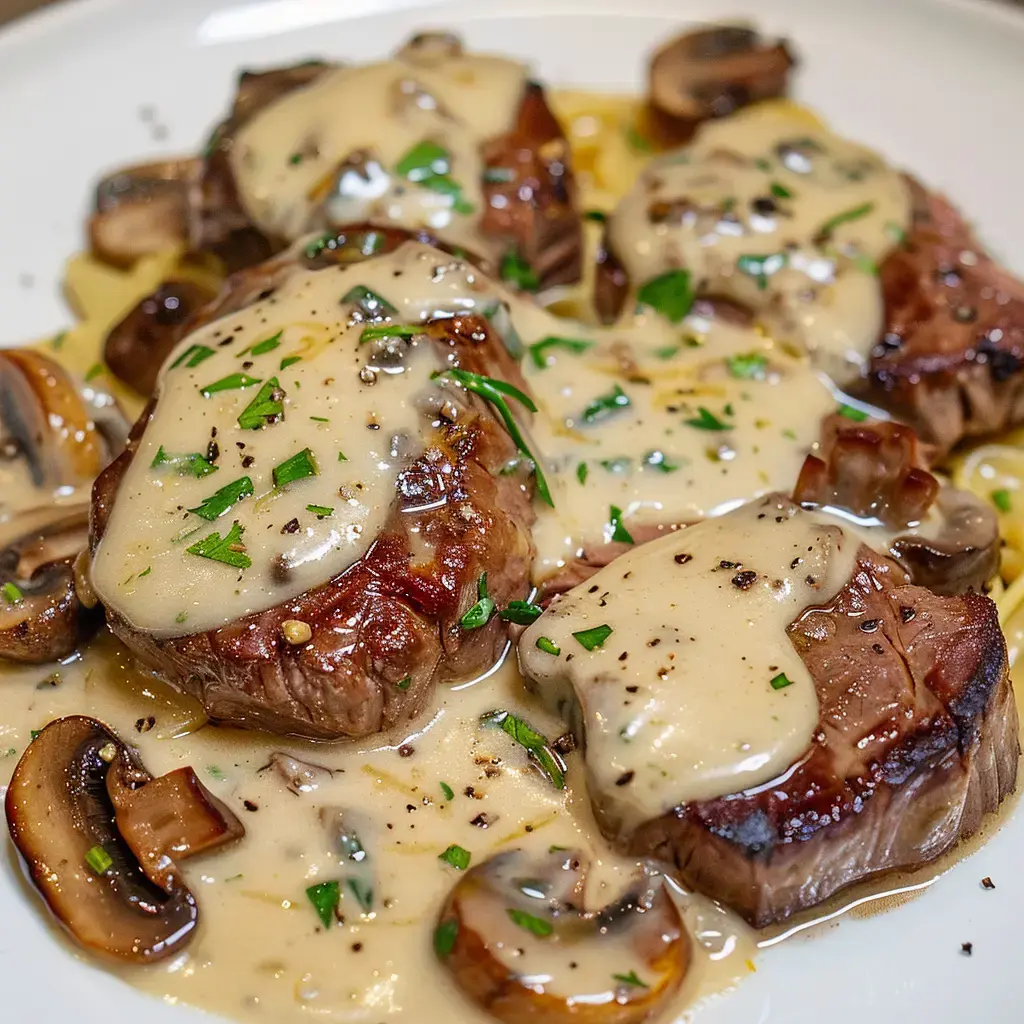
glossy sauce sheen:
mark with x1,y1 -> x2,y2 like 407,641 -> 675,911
231,47 -> 526,247
607,106 -> 911,384
520,498 -> 860,823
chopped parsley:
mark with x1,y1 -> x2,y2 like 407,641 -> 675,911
885,220 -> 908,246
583,209 -> 608,223
273,448 -> 319,487
770,672 -> 794,690
440,781 -> 454,801
992,489 -> 1013,513
572,624 -> 613,651
306,880 -> 340,928
247,332 -> 283,357
625,125 -> 653,154
500,249 -> 540,292
200,372 -> 262,397
636,269 -> 695,323
150,446 -> 219,477
769,181 -> 794,200
279,355 -> 302,370
817,201 -> 876,242
613,971 -> 649,988
480,709 -> 566,789
84,845 -> 113,875
438,844 -> 471,870
395,140 -> 473,213
306,504 -> 334,518
186,521 -> 251,570
359,323 -> 421,344
837,403 -> 870,422
237,377 -> 285,429
395,676 -> 412,691
500,599 -> 543,625
685,406 -> 731,431
727,352 -> 769,380
643,450 -> 678,473
576,461 -> 589,484
535,636 -> 561,656
581,384 -> 631,424
433,368 -> 552,506
171,343 -> 216,370
736,252 -> 787,291
483,166 -> 515,183
85,363 -> 104,382
188,476 -> 253,520
434,919 -> 459,959
507,908 -> 553,937
460,573 -> 496,630
338,451 -> 348,462
342,284 -> 397,319
527,335 -> 594,370
608,505 -> 634,544
1,582 -> 23,605
346,877 -> 373,912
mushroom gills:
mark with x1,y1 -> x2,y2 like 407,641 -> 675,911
4,716 -> 244,963
435,848 -> 691,1024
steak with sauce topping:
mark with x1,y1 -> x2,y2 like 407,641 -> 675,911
91,255 -> 537,738
613,541 -> 1017,927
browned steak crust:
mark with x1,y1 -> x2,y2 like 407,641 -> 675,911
617,546 -> 1018,927
91,314 -> 536,739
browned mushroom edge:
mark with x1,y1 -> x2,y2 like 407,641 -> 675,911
646,24 -> 797,147
434,848 -> 690,1024
4,716 -> 244,963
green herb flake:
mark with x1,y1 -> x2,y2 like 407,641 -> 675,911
188,476 -> 254,521
576,461 -> 589,485
273,448 -> 318,488
440,781 -> 455,801
885,220 -> 908,246
50,330 -> 67,352
685,406 -> 731,431
736,252 -> 788,291
342,284 -> 397,319
206,764 -> 226,781
85,363 -> 104,382
169,344 -> 215,370
175,611 -> 188,624
84,845 -> 113,875
608,505 -> 634,544
581,383 -> 631,424
396,676 -> 412,691
434,919 -> 459,959
583,209 -> 608,223
395,141 -> 473,213
338,451 -> 348,462
528,335 -> 594,370
306,880 -> 340,928
817,201 -> 876,242
572,624 -> 613,651
500,249 -> 540,292
359,323 -> 421,344
483,166 -> 515,184
200,372 -> 262,397
439,844 -> 472,870
837,404 -> 869,422
535,637 -> 561,657
727,352 -> 769,380
150,446 -> 220,478
138,567 -> 152,578
770,672 -> 794,691
481,709 -> 566,789
507,908 -> 554,937
769,182 -> 794,199
500,600 -> 543,625
280,355 -> 302,370
637,269 -> 695,323
433,368 -> 552,507
248,331 -> 283,357
346,877 -> 373,912
289,152 -> 303,166
186,521 -> 252,570
237,377 -> 285,430
613,971 -> 649,988
461,572 -> 496,630
643,450 -> 678,473
992,489 -> 1013,514
1,582 -> 23,605
625,125 -> 653,154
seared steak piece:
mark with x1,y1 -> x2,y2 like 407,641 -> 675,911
90,246 -> 537,739
867,179 -> 1024,454
794,414 -> 999,595
626,545 -> 1016,926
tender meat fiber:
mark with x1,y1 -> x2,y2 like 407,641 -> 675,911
867,179 -> 1024,454
91,310 -> 536,739
619,545 -> 1017,926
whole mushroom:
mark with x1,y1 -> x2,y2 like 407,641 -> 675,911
435,848 -> 691,1024
5,716 -> 244,963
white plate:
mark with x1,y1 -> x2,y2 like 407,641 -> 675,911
1,0 -> 1023,1021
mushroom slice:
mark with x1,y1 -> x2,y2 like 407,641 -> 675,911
4,716 -> 243,963
104,279 -> 218,396
89,158 -> 199,268
647,25 -> 796,144
261,751 -> 336,795
435,848 -> 690,1024
0,505 -> 96,663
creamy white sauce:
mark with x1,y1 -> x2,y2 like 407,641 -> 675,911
607,105 -> 912,384
230,43 -> 526,251
519,497 -> 861,828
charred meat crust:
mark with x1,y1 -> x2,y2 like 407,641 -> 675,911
620,546 -> 1017,927
867,177 -> 1024,454
91,314 -> 536,740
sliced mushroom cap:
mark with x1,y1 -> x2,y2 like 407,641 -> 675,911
5,716 -> 243,963
436,848 -> 690,1024
396,30 -> 464,65
0,505 -> 97,663
89,158 -> 199,268
647,25 -> 796,144
104,279 -> 219,396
